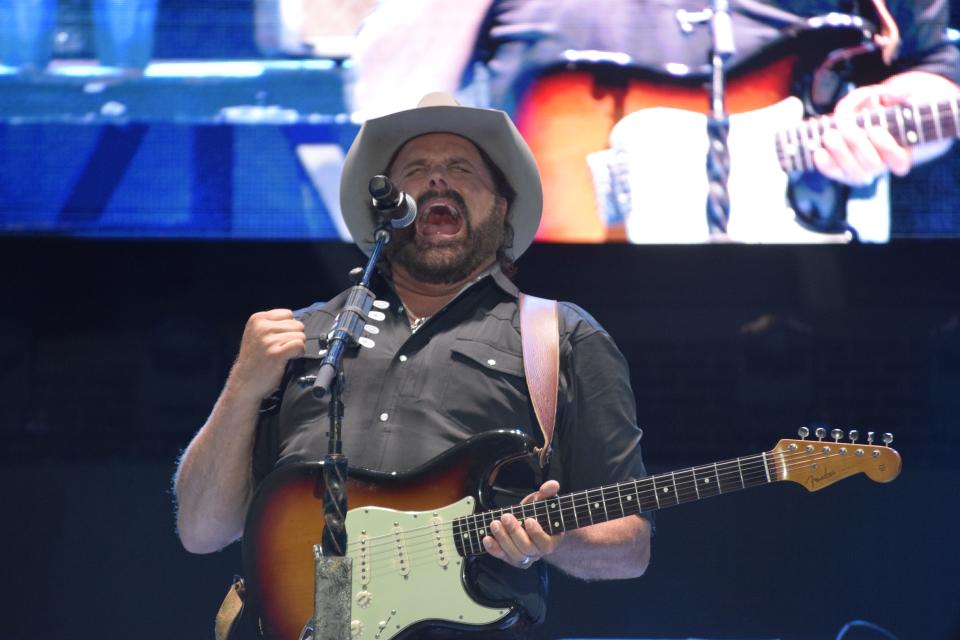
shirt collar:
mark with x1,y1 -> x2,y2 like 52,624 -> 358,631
481,262 -> 520,299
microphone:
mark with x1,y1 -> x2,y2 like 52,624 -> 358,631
369,175 -> 418,229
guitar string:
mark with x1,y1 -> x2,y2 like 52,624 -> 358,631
350,447 -> 889,571
350,446 -> 889,571
346,446 -> 881,559
338,446 -> 888,564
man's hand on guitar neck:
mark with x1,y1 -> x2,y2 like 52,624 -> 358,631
482,480 -> 652,579
482,480 -> 564,570
814,70 -> 960,186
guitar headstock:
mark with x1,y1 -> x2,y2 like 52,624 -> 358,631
772,427 -> 901,492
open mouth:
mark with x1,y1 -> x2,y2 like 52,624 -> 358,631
417,200 -> 464,237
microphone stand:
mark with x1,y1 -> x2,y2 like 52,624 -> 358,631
705,0 -> 736,237
677,0 -> 737,237
308,223 -> 392,640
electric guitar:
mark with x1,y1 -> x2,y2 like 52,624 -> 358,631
512,14 -> 959,243
243,428 -> 901,639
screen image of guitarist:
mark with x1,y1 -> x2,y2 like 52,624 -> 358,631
351,0 -> 960,244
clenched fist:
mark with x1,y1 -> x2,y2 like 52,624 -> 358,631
228,309 -> 306,402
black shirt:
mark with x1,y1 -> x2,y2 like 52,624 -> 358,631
252,266 -> 648,504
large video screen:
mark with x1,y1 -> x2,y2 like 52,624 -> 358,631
2,0 -> 959,243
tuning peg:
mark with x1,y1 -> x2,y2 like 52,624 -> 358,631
349,267 -> 364,284
867,431 -> 875,445
831,428 -> 843,443
797,426 -> 810,440
848,429 -> 859,444
882,433 -> 894,446
368,310 -> 386,322
373,299 -> 390,310
815,427 -> 826,441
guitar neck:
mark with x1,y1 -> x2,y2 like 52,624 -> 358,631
777,96 -> 960,172
454,450 -> 780,556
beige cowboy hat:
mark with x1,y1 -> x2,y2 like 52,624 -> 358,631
340,92 -> 543,259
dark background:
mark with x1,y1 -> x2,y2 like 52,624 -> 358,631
2,236 -> 959,639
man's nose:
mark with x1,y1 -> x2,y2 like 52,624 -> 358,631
427,165 -> 449,188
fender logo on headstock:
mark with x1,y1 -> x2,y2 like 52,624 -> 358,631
805,468 -> 837,489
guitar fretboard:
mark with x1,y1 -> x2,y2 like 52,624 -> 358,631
776,97 -> 960,173
452,450 -> 778,557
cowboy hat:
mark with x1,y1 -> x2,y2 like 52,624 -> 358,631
339,92 -> 542,259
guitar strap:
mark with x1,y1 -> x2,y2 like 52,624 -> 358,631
518,293 -> 560,469
214,577 -> 245,640
868,0 -> 901,66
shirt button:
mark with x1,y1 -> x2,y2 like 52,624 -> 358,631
379,413 -> 389,422
399,354 -> 408,362
487,359 -> 497,366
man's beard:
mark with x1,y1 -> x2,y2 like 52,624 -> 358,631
385,190 -> 505,285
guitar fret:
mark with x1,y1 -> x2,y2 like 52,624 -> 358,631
740,456 -> 767,489
913,104 -> 925,144
894,106 -> 907,146
594,489 -> 604,524
801,121 -> 816,170
796,122 -> 808,169
717,461 -> 739,494
551,498 -> 565,532
782,128 -> 798,172
569,493 -> 580,529
637,477 -> 659,513
736,457 -> 745,488
930,102 -> 943,141
673,468 -> 698,504
452,518 -> 465,556
536,500 -> 554,535
460,516 -> 473,556
951,99 -> 960,138
467,515 -> 481,555
652,474 -> 679,509
810,119 -> 822,157
713,462 -> 722,494
693,464 -> 717,498
762,451 -> 773,483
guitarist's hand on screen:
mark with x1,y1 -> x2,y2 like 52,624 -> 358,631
229,309 -> 306,402
483,480 -> 563,569
814,71 -> 960,186
814,83 -> 913,186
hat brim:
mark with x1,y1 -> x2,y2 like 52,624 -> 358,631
340,103 -> 542,260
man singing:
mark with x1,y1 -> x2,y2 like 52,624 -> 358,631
174,93 -> 652,637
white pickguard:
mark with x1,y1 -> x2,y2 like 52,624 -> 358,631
590,97 -> 890,244
344,497 -> 510,639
